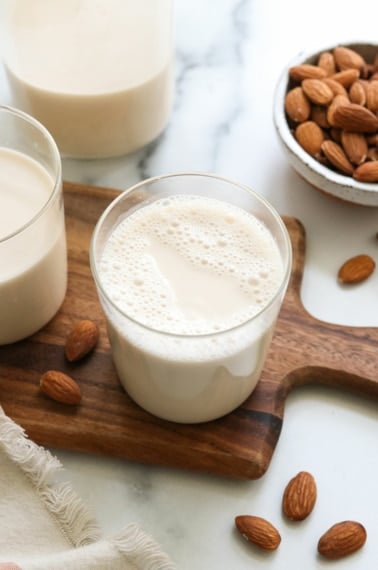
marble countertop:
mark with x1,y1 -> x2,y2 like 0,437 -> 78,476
1,0 -> 377,568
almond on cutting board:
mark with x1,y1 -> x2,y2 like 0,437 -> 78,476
40,370 -> 82,405
65,319 -> 99,362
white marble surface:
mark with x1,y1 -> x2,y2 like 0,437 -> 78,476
1,0 -> 378,568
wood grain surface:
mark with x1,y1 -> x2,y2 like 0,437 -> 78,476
0,181 -> 377,479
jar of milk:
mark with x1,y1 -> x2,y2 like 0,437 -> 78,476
1,0 -> 174,158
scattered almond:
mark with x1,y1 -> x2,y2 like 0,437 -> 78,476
338,254 -> 376,284
40,370 -> 82,405
318,520 -> 367,559
65,319 -> 99,362
235,515 -> 281,551
282,471 -> 317,521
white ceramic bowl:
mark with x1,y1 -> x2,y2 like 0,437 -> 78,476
273,42 -> 378,207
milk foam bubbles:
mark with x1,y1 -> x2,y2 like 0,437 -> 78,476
100,195 -> 283,335
95,192 -> 289,423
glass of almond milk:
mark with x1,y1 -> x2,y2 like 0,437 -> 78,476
0,105 -> 67,345
90,173 -> 292,423
1,0 -> 174,159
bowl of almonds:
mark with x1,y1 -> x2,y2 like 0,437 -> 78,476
273,42 -> 378,206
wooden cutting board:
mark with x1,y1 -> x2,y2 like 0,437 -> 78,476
0,182 -> 377,479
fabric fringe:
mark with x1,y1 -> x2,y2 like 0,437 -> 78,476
0,407 -> 101,548
112,523 -> 176,570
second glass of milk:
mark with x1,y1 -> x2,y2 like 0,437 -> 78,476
91,173 -> 292,423
1,0 -> 174,159
0,105 -> 67,345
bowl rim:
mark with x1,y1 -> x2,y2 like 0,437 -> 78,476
273,41 -> 378,206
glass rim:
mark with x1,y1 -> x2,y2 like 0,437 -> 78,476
0,104 -> 62,244
90,171 -> 293,339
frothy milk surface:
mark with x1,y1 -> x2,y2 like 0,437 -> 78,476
100,195 -> 284,335
4,0 -> 173,157
97,192 -> 287,422
0,147 -> 66,344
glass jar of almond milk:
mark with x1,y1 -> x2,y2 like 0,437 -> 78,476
1,0 -> 174,158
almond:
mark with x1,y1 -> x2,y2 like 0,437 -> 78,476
295,121 -> 325,157
317,51 -> 336,76
321,140 -> 354,175
333,46 -> 365,71
65,319 -> 99,362
331,68 -> 360,88
323,78 -> 348,97
318,521 -> 367,559
40,370 -> 82,405
284,87 -> 311,123
338,254 -> 376,284
366,80 -> 378,112
340,131 -> 368,165
353,161 -> 378,182
349,80 -> 367,106
326,94 -> 350,126
235,516 -> 281,551
332,103 -> 378,133
311,105 -> 330,129
282,471 -> 317,521
301,78 -> 334,105
289,64 -> 326,82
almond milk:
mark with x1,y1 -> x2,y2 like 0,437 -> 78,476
0,147 -> 66,345
94,192 -> 290,423
3,0 -> 173,158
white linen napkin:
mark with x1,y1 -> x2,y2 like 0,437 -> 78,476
0,406 -> 175,570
